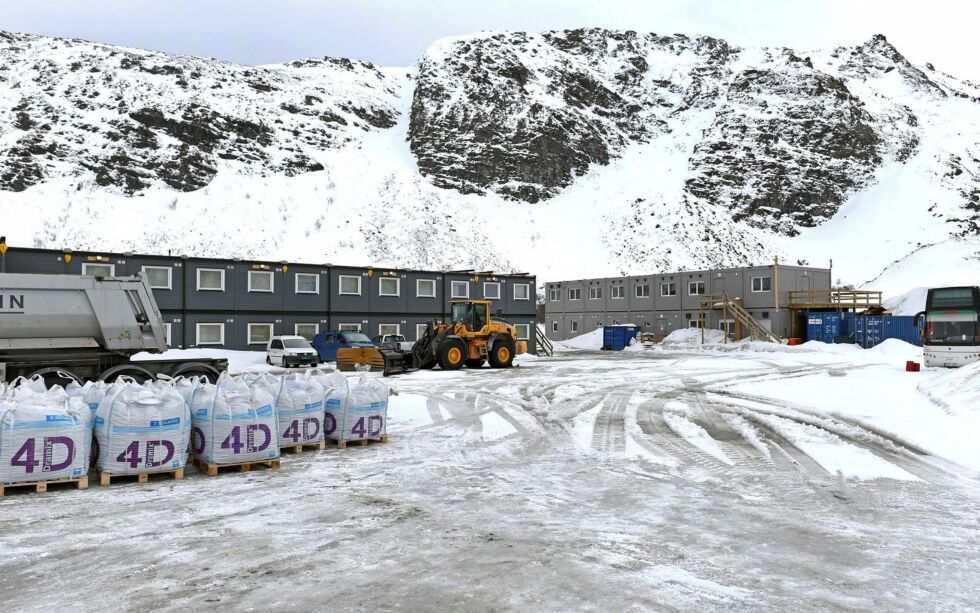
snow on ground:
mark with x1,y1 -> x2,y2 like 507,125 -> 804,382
3,343 -> 980,610
553,327 -> 605,351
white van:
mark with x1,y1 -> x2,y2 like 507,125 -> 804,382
266,335 -> 320,368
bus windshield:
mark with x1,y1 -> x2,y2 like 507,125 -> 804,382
925,316 -> 979,346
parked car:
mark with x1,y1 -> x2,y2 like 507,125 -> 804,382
266,335 -> 320,368
312,330 -> 376,362
372,334 -> 414,351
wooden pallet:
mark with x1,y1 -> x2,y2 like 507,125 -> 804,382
280,440 -> 327,454
98,467 -> 185,486
327,434 -> 388,449
0,475 -> 89,496
192,456 -> 281,476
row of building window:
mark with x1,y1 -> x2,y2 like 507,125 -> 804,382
80,263 -> 531,299
550,277 -> 772,301
550,318 -> 749,334
177,321 -> 532,346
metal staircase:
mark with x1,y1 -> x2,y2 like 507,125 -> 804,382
535,323 -> 555,356
699,293 -> 782,343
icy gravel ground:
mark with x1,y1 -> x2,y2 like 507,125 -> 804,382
3,348 -> 980,611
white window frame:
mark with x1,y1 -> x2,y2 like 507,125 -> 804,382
247,270 -> 274,293
294,323 -> 319,340
416,279 -> 437,298
611,286 -> 625,299
163,322 -> 172,346
634,284 -> 650,298
660,282 -> 677,297
751,276 -> 772,293
549,288 -> 560,301
451,281 -> 470,299
338,275 -> 362,296
416,323 -> 429,340
588,287 -> 601,300
141,265 -> 172,290
515,324 -> 530,340
196,268 -> 225,292
196,323 -> 224,345
568,288 -> 581,301
247,323 -> 274,345
82,262 -> 115,277
688,320 -> 703,329
294,273 -> 319,294
378,323 -> 401,336
379,277 -> 401,297
484,282 -> 501,300
337,323 -> 362,332
514,283 -> 530,300
551,321 -> 558,333
688,281 -> 705,296
570,321 -> 579,333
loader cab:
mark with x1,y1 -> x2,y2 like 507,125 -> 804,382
452,300 -> 490,333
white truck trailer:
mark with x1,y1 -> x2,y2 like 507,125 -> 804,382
0,273 -> 226,385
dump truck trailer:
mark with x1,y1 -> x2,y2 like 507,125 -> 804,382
0,273 -> 227,385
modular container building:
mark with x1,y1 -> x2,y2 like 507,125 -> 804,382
2,247 -> 537,354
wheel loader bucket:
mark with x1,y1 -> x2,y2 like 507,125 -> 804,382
336,347 -> 416,376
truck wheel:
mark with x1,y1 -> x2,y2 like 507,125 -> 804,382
28,367 -> 83,389
266,356 -> 272,365
488,339 -> 516,368
437,338 -> 467,371
465,359 -> 486,369
99,364 -> 155,383
169,362 -> 222,383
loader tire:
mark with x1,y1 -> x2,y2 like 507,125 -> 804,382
465,358 -> 486,369
488,338 -> 516,368
420,358 -> 437,369
437,338 -> 467,371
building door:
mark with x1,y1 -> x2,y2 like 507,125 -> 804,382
656,319 -> 668,333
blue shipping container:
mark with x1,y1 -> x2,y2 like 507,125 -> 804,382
845,315 -> 922,348
806,311 -> 842,343
602,325 -> 640,351
882,316 -> 923,347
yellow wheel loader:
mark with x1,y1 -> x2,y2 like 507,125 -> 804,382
336,300 -> 528,375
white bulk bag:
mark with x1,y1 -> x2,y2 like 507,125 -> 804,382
275,375 -> 324,448
0,385 -> 92,484
94,382 -> 190,475
189,376 -> 279,464
327,375 -> 388,442
320,372 -> 349,442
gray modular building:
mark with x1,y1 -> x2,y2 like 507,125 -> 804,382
2,247 -> 537,353
544,264 -> 831,341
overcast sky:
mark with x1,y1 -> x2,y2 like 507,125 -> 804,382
2,0 -> 978,79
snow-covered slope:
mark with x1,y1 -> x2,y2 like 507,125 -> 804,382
1,28 -> 978,293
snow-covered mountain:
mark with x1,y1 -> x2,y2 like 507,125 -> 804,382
1,28 -> 979,291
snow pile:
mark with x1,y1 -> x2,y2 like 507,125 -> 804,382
658,328 -> 727,349
917,359 -> 980,413
884,287 -> 928,316
554,328 -> 605,351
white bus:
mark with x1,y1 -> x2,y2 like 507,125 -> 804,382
914,286 -> 980,367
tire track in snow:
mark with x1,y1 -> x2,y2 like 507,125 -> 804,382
590,391 -> 632,453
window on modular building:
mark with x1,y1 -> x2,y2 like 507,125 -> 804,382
295,323 -> 318,341
196,323 -> 224,345
515,324 -> 530,340
451,281 -> 469,298
338,323 -> 361,332
378,323 -> 400,336
197,268 -> 224,291
379,277 -> 400,296
688,281 -> 705,295
514,284 -> 530,300
661,282 -> 677,297
163,323 -> 172,346
484,282 -> 501,299
551,321 -> 558,333
550,288 -> 560,301
751,276 -> 772,292
82,262 -> 115,277
339,275 -> 361,295
295,273 -> 319,294
611,286 -> 625,299
635,284 -> 650,298
248,270 -> 274,293
568,288 -> 581,300
142,266 -> 172,290
689,320 -> 703,328
417,279 -> 437,298
570,321 -> 579,333
589,287 -> 602,300
248,323 -> 273,344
